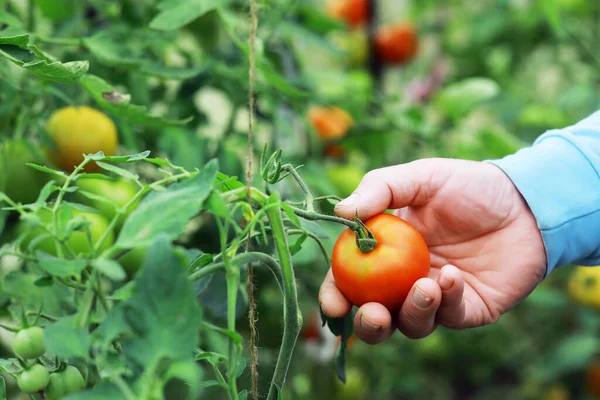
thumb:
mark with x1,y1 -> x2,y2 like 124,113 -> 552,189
334,160 -> 442,221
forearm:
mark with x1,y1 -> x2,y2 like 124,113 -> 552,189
487,110 -> 600,276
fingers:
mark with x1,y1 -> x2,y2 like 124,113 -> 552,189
353,303 -> 394,345
334,160 -> 444,221
396,278 -> 442,339
319,269 -> 352,318
435,264 -> 466,328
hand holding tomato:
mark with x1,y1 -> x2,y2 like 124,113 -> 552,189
320,159 -> 546,344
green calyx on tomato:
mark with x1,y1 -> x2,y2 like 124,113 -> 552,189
16,206 -> 114,257
12,326 -> 46,359
17,364 -> 50,394
45,365 -> 86,399
353,212 -> 377,253
75,177 -> 140,230
332,213 -> 430,310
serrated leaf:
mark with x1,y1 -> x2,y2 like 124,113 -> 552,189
92,259 -> 126,281
80,74 -> 192,128
44,316 -> 92,360
82,32 -> 143,69
63,201 -> 101,213
149,0 -> 227,31
96,162 -> 139,180
140,63 -> 205,80
35,180 -> 58,204
281,203 -> 301,228
26,163 -> 68,178
214,172 -> 244,192
116,160 -> 217,248
37,252 -> 87,278
120,235 -> 203,370
299,218 -> 329,239
0,36 -> 88,83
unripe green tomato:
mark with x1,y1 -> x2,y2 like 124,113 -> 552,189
335,366 -> 369,400
17,208 -> 114,257
17,364 -> 50,393
0,139 -> 50,204
12,326 -> 45,359
45,373 -> 66,400
62,365 -> 86,394
118,246 -> 148,277
326,164 -> 365,198
76,177 -> 140,230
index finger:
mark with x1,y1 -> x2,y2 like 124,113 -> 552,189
334,160 -> 443,221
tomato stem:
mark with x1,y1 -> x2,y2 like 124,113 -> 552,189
353,212 -> 378,253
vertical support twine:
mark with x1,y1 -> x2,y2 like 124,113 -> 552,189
247,0 -> 259,399
366,0 -> 383,94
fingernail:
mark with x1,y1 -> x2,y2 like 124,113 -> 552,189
412,287 -> 433,309
359,314 -> 382,334
438,274 -> 455,291
336,194 -> 358,209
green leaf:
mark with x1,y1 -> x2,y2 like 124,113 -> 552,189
281,203 -> 301,228
91,259 -> 126,281
95,161 -> 139,180
44,316 -> 92,360
116,160 -> 218,248
0,358 -> 20,374
321,307 -> 356,383
289,231 -> 308,256
26,163 -> 68,178
120,235 -> 204,369
163,360 -> 203,399
0,35 -> 88,83
299,218 -> 329,239
214,172 -> 244,192
531,334 -> 600,381
140,63 -> 205,80
188,253 -> 214,272
110,281 -> 136,301
37,252 -> 87,278
150,0 -> 229,31
206,190 -> 231,219
434,77 -> 500,119
82,32 -> 143,69
63,382 -> 125,400
79,74 -> 193,128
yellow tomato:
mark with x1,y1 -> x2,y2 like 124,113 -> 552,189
45,106 -> 118,172
567,266 -> 600,309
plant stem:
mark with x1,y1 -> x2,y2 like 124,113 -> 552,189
222,187 -> 358,230
281,164 -> 314,212
265,194 -> 302,400
189,252 -> 283,290
74,284 -> 95,329
26,0 -> 34,32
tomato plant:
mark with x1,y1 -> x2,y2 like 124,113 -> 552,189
331,213 -> 430,310
11,326 -> 46,359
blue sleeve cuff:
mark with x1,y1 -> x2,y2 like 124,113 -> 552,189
486,119 -> 600,277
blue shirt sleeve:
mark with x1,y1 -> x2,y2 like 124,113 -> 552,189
487,110 -> 600,277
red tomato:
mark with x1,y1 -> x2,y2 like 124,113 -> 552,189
375,23 -> 419,65
326,0 -> 368,28
331,213 -> 430,310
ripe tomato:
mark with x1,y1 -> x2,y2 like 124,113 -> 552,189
567,266 -> 600,310
0,139 -> 51,204
331,213 -> 430,310
326,0 -> 368,28
76,177 -> 140,229
375,23 -> 419,65
45,106 -> 118,172
308,106 -> 354,141
17,207 -> 114,257
12,326 -> 45,359
17,364 -> 50,393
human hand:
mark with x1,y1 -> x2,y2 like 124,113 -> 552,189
319,158 -> 547,344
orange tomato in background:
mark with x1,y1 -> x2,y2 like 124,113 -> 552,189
331,213 -> 430,310
326,0 -> 368,28
308,106 -> 354,141
375,23 -> 419,65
